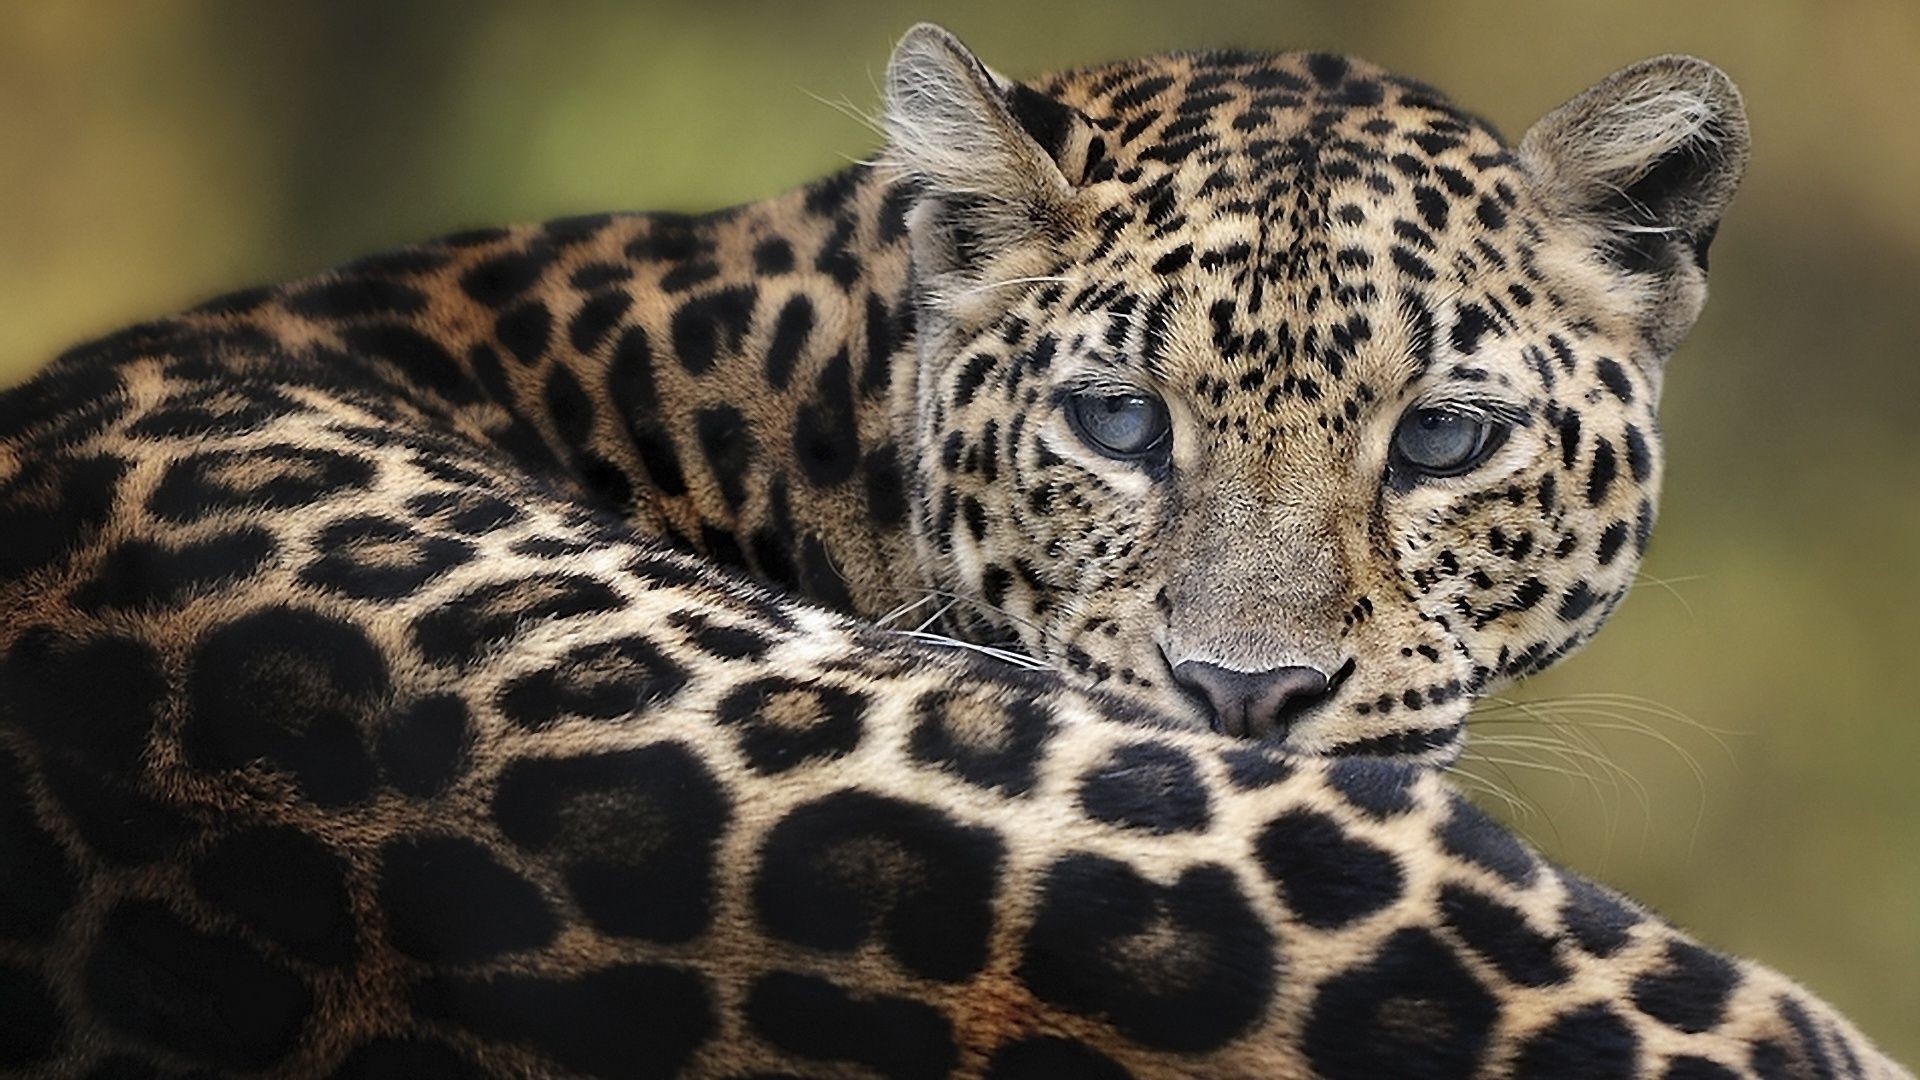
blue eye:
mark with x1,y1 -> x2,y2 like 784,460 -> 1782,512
1392,407 -> 1507,477
1066,392 -> 1172,460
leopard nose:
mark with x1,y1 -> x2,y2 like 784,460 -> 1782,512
1171,661 -> 1331,739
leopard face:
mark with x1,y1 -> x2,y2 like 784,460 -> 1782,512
887,31 -> 1746,760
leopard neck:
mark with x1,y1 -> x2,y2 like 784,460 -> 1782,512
531,165 -> 932,623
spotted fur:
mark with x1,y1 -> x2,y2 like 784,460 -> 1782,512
0,23 -> 1904,1079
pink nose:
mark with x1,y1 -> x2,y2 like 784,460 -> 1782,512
1171,661 -> 1331,739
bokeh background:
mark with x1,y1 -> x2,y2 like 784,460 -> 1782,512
2,0 -> 1914,1060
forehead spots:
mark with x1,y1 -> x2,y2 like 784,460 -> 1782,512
694,403 -> 755,512
1151,244 -> 1193,275
495,300 -> 552,365
405,488 -> 523,535
793,350 -> 862,487
763,294 -> 813,391
1557,410 -> 1584,469
1035,119 -> 1573,509
1413,186 -> 1451,231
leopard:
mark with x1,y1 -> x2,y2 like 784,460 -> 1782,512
0,20 -> 1905,1078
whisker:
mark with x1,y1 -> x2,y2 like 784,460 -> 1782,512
1627,571 -> 1704,618
1449,765 -> 1541,824
1495,701 -> 1654,835
954,274 -> 1081,299
1479,696 -> 1726,782
1467,690 -> 1733,861
873,593 -> 940,630
889,630 -> 1055,670
912,598 -> 959,634
1468,733 -> 1616,829
863,581 -> 1072,651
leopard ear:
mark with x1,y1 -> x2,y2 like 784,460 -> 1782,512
884,24 -> 1095,317
1520,56 -> 1749,351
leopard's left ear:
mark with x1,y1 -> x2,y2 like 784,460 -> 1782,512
884,24 -> 1098,318
1520,56 -> 1750,352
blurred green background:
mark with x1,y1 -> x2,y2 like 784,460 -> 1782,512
2,0 -> 1914,1060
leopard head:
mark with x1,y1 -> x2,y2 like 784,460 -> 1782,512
886,25 -> 1748,760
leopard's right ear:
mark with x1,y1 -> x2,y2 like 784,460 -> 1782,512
884,24 -> 1098,315
1520,56 -> 1749,353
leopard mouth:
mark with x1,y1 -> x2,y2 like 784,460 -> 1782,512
1273,659 -> 1470,764
1293,655 -> 1357,724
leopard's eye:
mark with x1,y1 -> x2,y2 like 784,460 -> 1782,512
1391,407 -> 1507,478
1065,392 -> 1172,460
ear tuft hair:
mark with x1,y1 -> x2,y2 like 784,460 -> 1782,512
883,24 -> 1071,204
883,24 -> 1095,328
1521,57 -> 1748,354
1521,56 -> 1749,276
